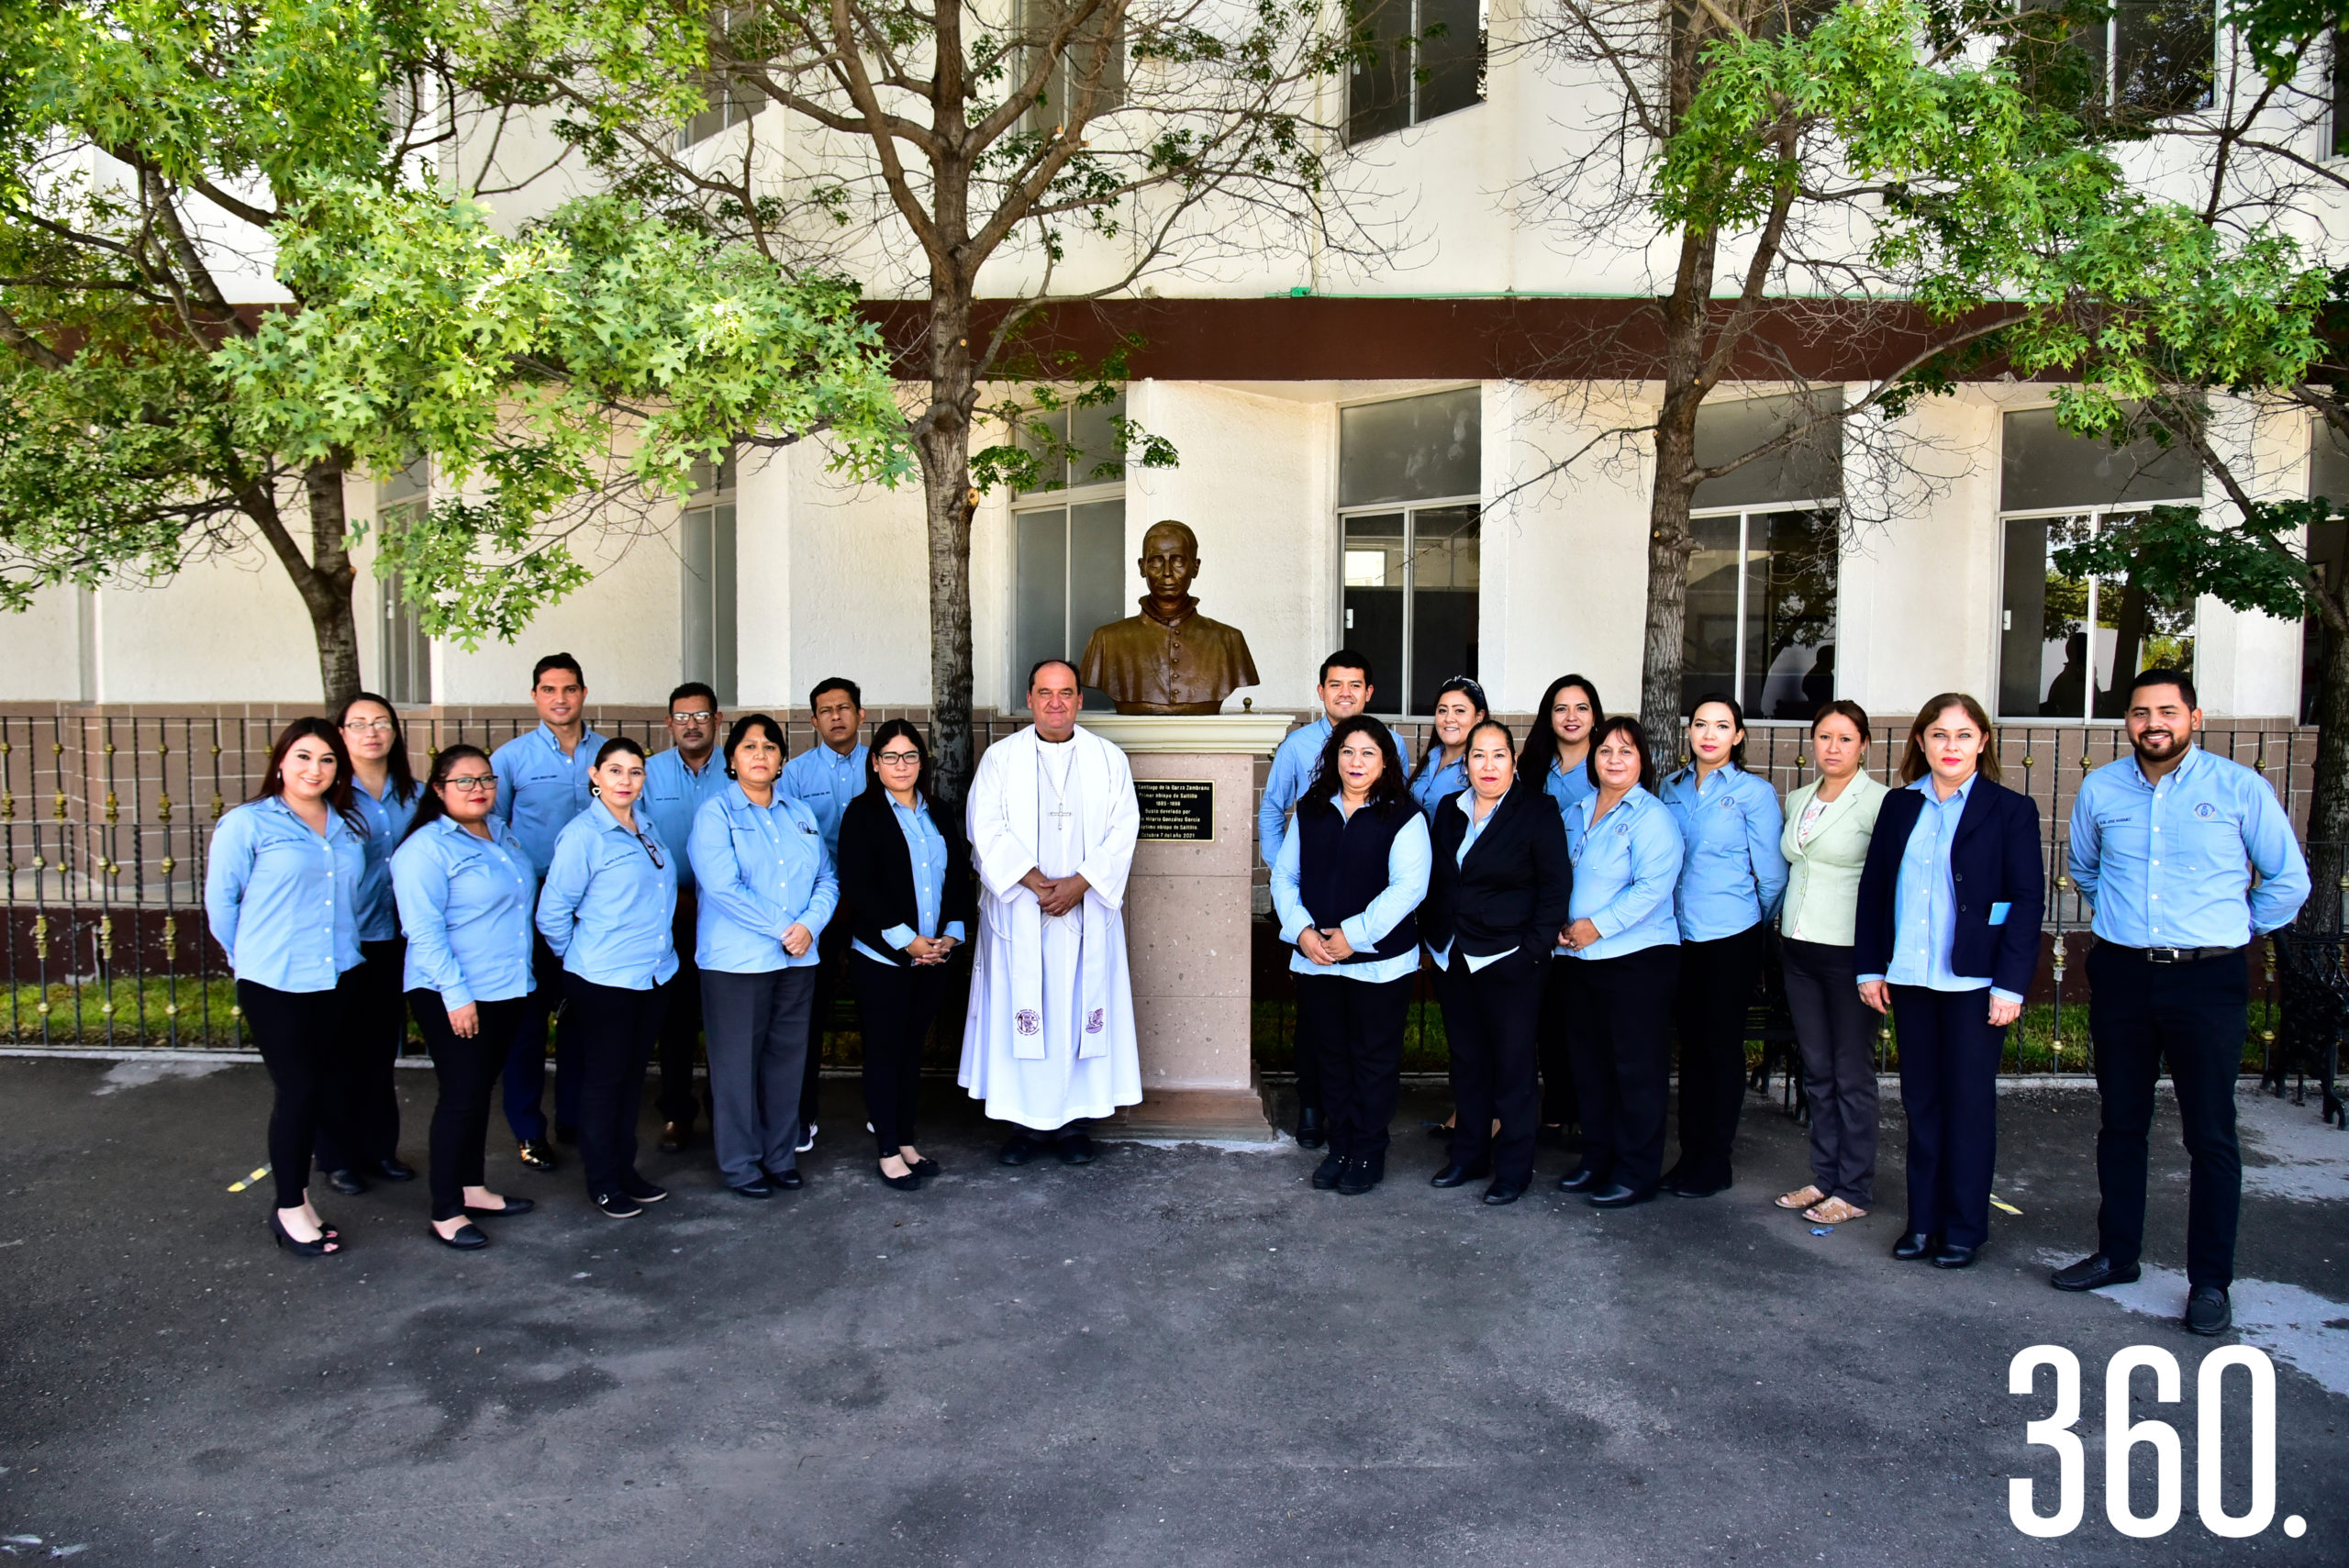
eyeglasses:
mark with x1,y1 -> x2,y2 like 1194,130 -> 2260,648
343,719 -> 396,735
669,710 -> 716,725
441,775 -> 496,792
874,750 -> 923,766
636,830 -> 665,870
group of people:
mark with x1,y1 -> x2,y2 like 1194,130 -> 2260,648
1262,652 -> 2307,1335
204,645 -> 2310,1335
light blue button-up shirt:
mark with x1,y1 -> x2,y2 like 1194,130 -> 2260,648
1428,790 -> 1517,973
852,796 -> 970,965
1560,788 -> 1682,962
689,784 -> 838,974
1258,716 -> 1413,869
1543,757 -> 1599,817
391,816 -> 538,1009
2068,745 -> 2310,949
537,801 -> 679,990
348,776 -> 421,942
642,746 -> 729,894
1660,763 -> 1790,942
781,740 -> 869,861
1408,754 -> 1467,820
1270,798 -> 1432,983
204,797 -> 366,992
1859,775 -> 2017,1003
490,723 -> 608,877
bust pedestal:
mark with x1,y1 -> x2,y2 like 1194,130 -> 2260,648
1083,713 -> 1295,1141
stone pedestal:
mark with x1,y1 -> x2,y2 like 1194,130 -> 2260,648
1083,713 -> 1295,1141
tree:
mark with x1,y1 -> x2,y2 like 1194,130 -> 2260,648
503,0 -> 1367,795
0,0 -> 905,704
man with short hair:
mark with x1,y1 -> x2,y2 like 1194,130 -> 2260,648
489,653 -> 608,1169
644,682 -> 729,1151
781,677 -> 869,1148
1255,650 -> 1409,1149
2051,668 -> 2309,1336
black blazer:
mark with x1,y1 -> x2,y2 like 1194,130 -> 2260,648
835,786 -> 976,967
1853,775 -> 2043,998
1421,783 -> 1574,965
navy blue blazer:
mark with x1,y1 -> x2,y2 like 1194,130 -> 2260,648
1853,774 -> 2044,998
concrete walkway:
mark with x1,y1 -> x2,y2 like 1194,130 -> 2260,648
0,1056 -> 2343,1566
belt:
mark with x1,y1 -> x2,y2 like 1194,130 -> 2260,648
2098,940 -> 2246,964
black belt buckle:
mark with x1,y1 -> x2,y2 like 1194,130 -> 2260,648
2144,947 -> 2188,964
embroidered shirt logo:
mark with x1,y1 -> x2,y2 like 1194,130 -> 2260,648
1015,1008 -> 1041,1036
2192,801 -> 2220,820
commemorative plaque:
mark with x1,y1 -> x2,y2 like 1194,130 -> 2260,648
1133,778 -> 1213,841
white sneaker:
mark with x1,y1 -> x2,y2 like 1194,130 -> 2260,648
796,1123 -> 818,1153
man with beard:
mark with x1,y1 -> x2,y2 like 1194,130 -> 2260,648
2049,669 -> 2308,1336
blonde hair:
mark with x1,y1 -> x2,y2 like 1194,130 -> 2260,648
1898,693 -> 1998,785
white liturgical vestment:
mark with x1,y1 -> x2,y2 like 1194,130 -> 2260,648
958,724 -> 1142,1129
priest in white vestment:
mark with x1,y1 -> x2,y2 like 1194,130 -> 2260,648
959,660 -> 1142,1162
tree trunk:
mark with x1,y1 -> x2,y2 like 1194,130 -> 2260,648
1642,389 -> 1703,770
918,294 -> 981,807
2306,591 -> 2349,930
300,460 -> 363,706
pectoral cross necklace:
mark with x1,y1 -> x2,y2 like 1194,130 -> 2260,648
1039,743 -> 1075,832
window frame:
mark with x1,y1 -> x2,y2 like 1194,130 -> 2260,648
1684,498 -> 1842,721
680,450 -> 740,706
374,458 -> 432,706
1995,501 -> 2200,725
1344,0 -> 1488,145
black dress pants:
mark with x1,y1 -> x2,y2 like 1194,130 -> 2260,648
655,895 -> 707,1124
239,973 -> 365,1210
411,990 -> 533,1222
1440,951 -> 1548,1184
1295,972 -> 1411,1164
1890,984 -> 2006,1249
2089,943 -> 2250,1288
853,952 -> 948,1155
502,929 -> 583,1142
1536,959 -> 1579,1129
316,937 -> 406,1173
1671,922 -> 1765,1187
564,973 -> 666,1199
1562,944 -> 1678,1195
1780,938 -> 1878,1205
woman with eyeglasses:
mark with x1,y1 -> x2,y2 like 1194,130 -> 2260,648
391,745 -> 539,1250
1407,678 -> 1488,819
204,717 -> 369,1257
837,719 -> 972,1190
689,714 -> 837,1200
1521,675 -> 1606,1148
538,737 -> 679,1218
317,693 -> 426,1197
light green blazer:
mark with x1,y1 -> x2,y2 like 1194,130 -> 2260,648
1776,771 -> 1888,948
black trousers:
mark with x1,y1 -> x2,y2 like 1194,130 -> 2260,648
803,921 -> 852,1129
1562,944 -> 1678,1195
1671,922 -> 1765,1186
1440,951 -> 1548,1184
1890,984 -> 2006,1249
1295,972 -> 1411,1163
239,973 -> 364,1210
315,937 -> 406,1173
412,990 -> 533,1222
703,966 -> 815,1184
655,896 -> 707,1124
853,952 -> 948,1155
2090,943 -> 2250,1288
564,973 -> 666,1198
1781,938 -> 1879,1205
1536,959 -> 1579,1129
502,929 -> 582,1143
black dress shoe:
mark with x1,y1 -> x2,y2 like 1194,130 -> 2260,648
433,1221 -> 489,1250
907,1158 -> 941,1179
659,1120 -> 694,1154
1057,1132 -> 1097,1165
1656,1163 -> 1688,1195
326,1167 -> 369,1196
375,1158 -> 417,1182
1556,1166 -> 1601,1194
998,1132 -> 1043,1166
462,1196 -> 534,1218
1335,1155 -> 1375,1196
2050,1252 -> 2141,1292
1891,1231 -> 1938,1261
593,1192 -> 643,1218
730,1178 -> 773,1199
1931,1242 -> 1978,1270
1586,1184 -> 1653,1209
1311,1151 -> 1345,1190
517,1140 -> 558,1172
875,1162 -> 920,1192
1430,1159 -> 1492,1188
1295,1106 -> 1327,1151
621,1177 -> 669,1205
2184,1285 -> 2232,1336
1671,1174 -> 1731,1199
770,1168 -> 805,1190
1481,1178 -> 1528,1206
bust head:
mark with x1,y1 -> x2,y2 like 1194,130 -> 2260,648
1138,520 -> 1199,611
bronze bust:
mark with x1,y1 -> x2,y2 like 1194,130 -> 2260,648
1077,519 -> 1261,715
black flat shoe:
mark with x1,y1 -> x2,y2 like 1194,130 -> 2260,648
1891,1231 -> 1937,1261
593,1192 -> 643,1218
770,1168 -> 804,1190
907,1158 -> 941,1179
1295,1106 -> 1327,1150
876,1162 -> 921,1191
1310,1151 -> 1345,1191
1672,1177 -> 1731,1199
266,1211 -> 340,1256
1656,1163 -> 1688,1195
1430,1160 -> 1491,1188
1335,1155 -> 1375,1196
1057,1132 -> 1097,1165
1481,1178 -> 1528,1206
1556,1166 -> 1601,1193
1586,1184 -> 1653,1209
998,1132 -> 1042,1166
326,1167 -> 369,1196
517,1140 -> 558,1172
1931,1242 -> 1978,1270
376,1158 -> 417,1182
433,1221 -> 489,1251
621,1178 -> 670,1205
730,1178 -> 773,1199
2184,1285 -> 2232,1336
462,1196 -> 534,1218
2049,1252 -> 2140,1292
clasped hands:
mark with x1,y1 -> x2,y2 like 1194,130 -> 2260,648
1296,926 -> 1357,966
1857,978 -> 2020,1028
1019,866 -> 1091,918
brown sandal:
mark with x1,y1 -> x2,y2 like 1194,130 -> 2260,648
1774,1184 -> 1826,1210
1803,1196 -> 1868,1225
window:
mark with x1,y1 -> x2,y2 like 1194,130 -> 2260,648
2333,28 -> 2349,160
677,7 -> 767,150
375,457 -> 430,706
1346,0 -> 1485,143
681,450 -> 739,706
1686,394 -> 1842,719
1997,408 -> 2202,720
1021,0 -> 1125,134
2023,0 -> 2214,118
1339,386 -> 1480,716
2303,422 -> 2349,721
1011,395 -> 1128,712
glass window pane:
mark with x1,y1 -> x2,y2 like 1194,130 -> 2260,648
1342,514 -> 1407,709
2304,519 -> 2348,722
1339,387 -> 1481,507
2334,30 -> 2349,159
1999,515 -> 2094,718
2113,0 -> 2213,116
1408,504 -> 1479,715
1069,498 -> 1128,710
1068,392 -> 1126,487
1999,406 -> 2201,510
2090,509 -> 2194,717
1682,515 -> 1744,717
1749,508 -> 1839,719
1692,391 -> 1843,509
2313,418 -> 2349,505
1013,406 -> 1068,496
1417,0 -> 1485,123
1015,507 -> 1070,712
1346,0 -> 1413,143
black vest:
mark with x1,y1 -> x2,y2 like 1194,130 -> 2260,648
1297,800 -> 1419,962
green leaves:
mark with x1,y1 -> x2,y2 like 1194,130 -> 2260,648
2052,500 -> 2322,623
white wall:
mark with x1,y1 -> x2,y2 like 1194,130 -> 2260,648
781,439 -> 935,708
